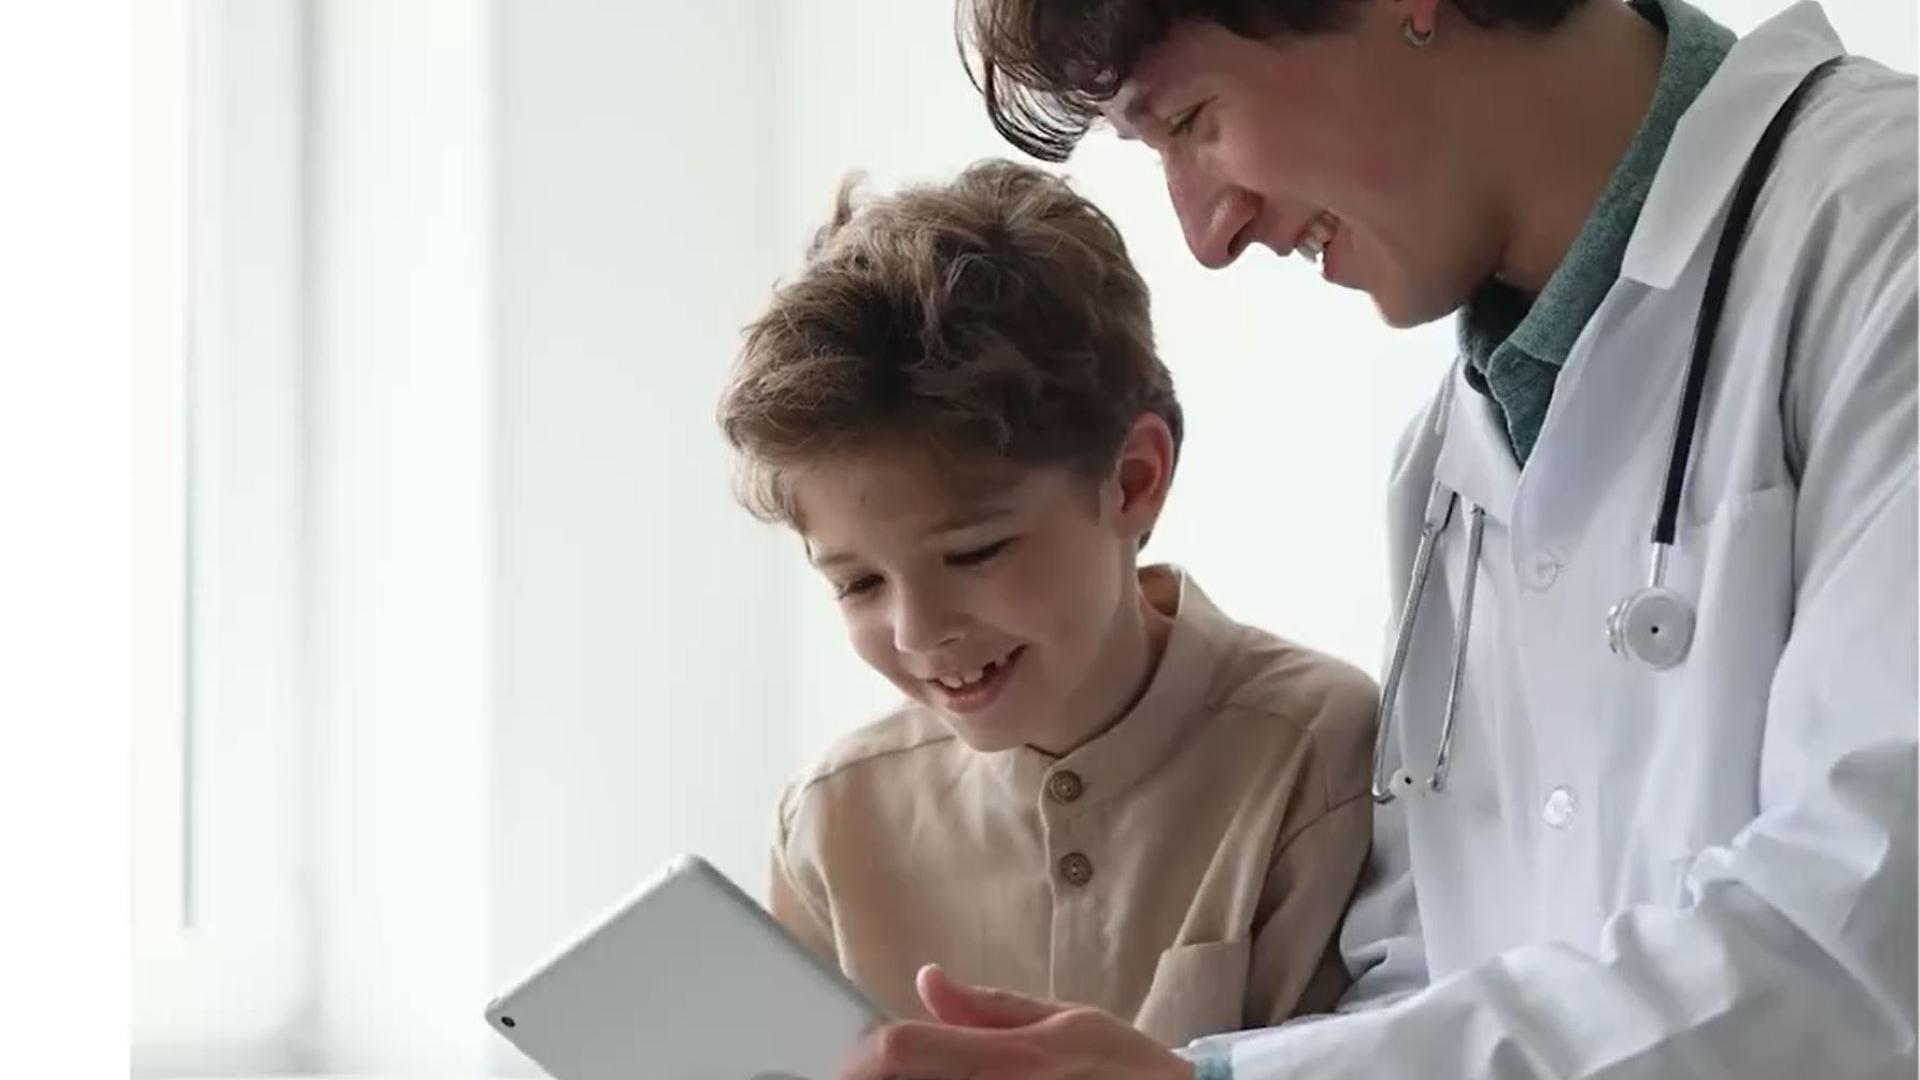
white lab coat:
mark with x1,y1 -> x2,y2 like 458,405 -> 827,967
1203,5 -> 1917,1077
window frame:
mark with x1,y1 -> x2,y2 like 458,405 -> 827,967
132,1 -> 309,1072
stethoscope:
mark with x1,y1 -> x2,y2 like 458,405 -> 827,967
1370,56 -> 1844,805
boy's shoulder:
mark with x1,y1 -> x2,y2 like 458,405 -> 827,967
1212,622 -> 1377,730
1193,605 -> 1380,804
776,703 -> 963,831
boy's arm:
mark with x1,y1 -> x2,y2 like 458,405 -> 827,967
1325,790 -> 1430,1013
1237,675 -> 1382,1030
1244,789 -> 1373,1026
1192,765 -> 1427,1061
768,791 -> 838,964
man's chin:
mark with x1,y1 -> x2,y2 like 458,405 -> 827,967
1373,291 -> 1456,331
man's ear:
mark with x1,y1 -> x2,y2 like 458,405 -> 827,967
1403,0 -> 1444,40
1109,412 -> 1176,545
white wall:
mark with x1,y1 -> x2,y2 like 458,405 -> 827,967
488,0 -> 790,1073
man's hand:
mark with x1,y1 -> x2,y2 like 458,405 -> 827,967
840,964 -> 1197,1080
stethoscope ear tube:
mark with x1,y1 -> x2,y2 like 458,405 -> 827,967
1429,505 -> 1485,790
1652,58 -> 1839,550
1374,486 -> 1483,803
1372,485 -> 1454,803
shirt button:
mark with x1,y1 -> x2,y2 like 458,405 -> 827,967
1542,786 -> 1578,829
1046,770 -> 1085,804
1523,549 -> 1561,591
1057,852 -> 1094,887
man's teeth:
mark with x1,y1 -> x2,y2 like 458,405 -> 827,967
1296,212 -> 1339,265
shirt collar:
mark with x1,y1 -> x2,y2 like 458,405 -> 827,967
983,564 -> 1237,808
1508,0 -> 1735,361
1463,0 -> 1736,375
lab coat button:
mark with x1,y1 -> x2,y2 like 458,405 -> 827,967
1058,852 -> 1094,886
1047,770 -> 1085,804
1542,786 -> 1578,829
1523,549 -> 1560,591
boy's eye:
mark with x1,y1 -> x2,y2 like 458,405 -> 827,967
834,574 -> 882,600
1169,101 -> 1208,138
946,538 -> 1014,568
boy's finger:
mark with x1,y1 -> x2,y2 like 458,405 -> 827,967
917,963 -> 1066,1029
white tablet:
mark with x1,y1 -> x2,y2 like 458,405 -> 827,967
485,853 -> 888,1080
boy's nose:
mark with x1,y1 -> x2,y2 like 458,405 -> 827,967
1167,162 -> 1256,270
892,589 -> 966,655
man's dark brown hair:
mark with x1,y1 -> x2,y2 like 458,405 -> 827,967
961,0 -> 1591,161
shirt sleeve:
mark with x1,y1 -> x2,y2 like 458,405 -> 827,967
1182,686 -> 1431,1065
1212,135 -> 1920,1080
768,785 -> 838,965
1243,791 -> 1372,1027
1328,791 -> 1430,1013
1236,670 -> 1382,1029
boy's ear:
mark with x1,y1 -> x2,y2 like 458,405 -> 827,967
1110,412 -> 1176,542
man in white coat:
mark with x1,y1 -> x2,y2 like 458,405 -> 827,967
841,0 -> 1918,1077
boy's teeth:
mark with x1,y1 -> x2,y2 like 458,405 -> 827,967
937,650 -> 1016,691
940,667 -> 985,690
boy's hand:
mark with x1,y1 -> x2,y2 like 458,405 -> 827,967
839,964 -> 1196,1080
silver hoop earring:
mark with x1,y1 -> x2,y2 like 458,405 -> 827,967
1403,18 -> 1435,47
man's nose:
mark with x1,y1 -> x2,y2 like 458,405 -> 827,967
1167,158 -> 1256,270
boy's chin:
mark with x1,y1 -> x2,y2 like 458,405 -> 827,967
938,712 -> 1031,755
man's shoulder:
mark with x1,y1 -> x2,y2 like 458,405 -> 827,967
1788,57 -> 1913,212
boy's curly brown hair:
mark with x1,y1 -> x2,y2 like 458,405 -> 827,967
719,159 -> 1181,528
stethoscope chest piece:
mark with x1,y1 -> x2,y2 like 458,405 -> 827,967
1607,586 -> 1695,669
1608,542 -> 1696,669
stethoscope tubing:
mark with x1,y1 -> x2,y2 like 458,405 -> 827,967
1368,56 -> 1847,805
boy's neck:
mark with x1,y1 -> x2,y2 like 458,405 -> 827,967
1466,0 -> 1668,294
1030,567 -> 1177,757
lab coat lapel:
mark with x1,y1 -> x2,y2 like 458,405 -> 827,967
1433,364 -> 1520,527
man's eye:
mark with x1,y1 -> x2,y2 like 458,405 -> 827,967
1169,101 -> 1208,137
834,574 -> 882,599
946,539 -> 1013,567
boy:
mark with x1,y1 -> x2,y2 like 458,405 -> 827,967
716,160 -> 1377,1048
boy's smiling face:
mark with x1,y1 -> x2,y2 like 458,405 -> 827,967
791,419 -> 1172,755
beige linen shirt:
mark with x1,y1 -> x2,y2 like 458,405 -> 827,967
769,566 -> 1379,1047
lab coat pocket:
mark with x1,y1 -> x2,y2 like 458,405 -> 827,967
1133,938 -> 1251,1049
1630,484 -> 1795,892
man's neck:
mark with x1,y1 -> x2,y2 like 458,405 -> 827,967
1463,0 -> 1668,294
